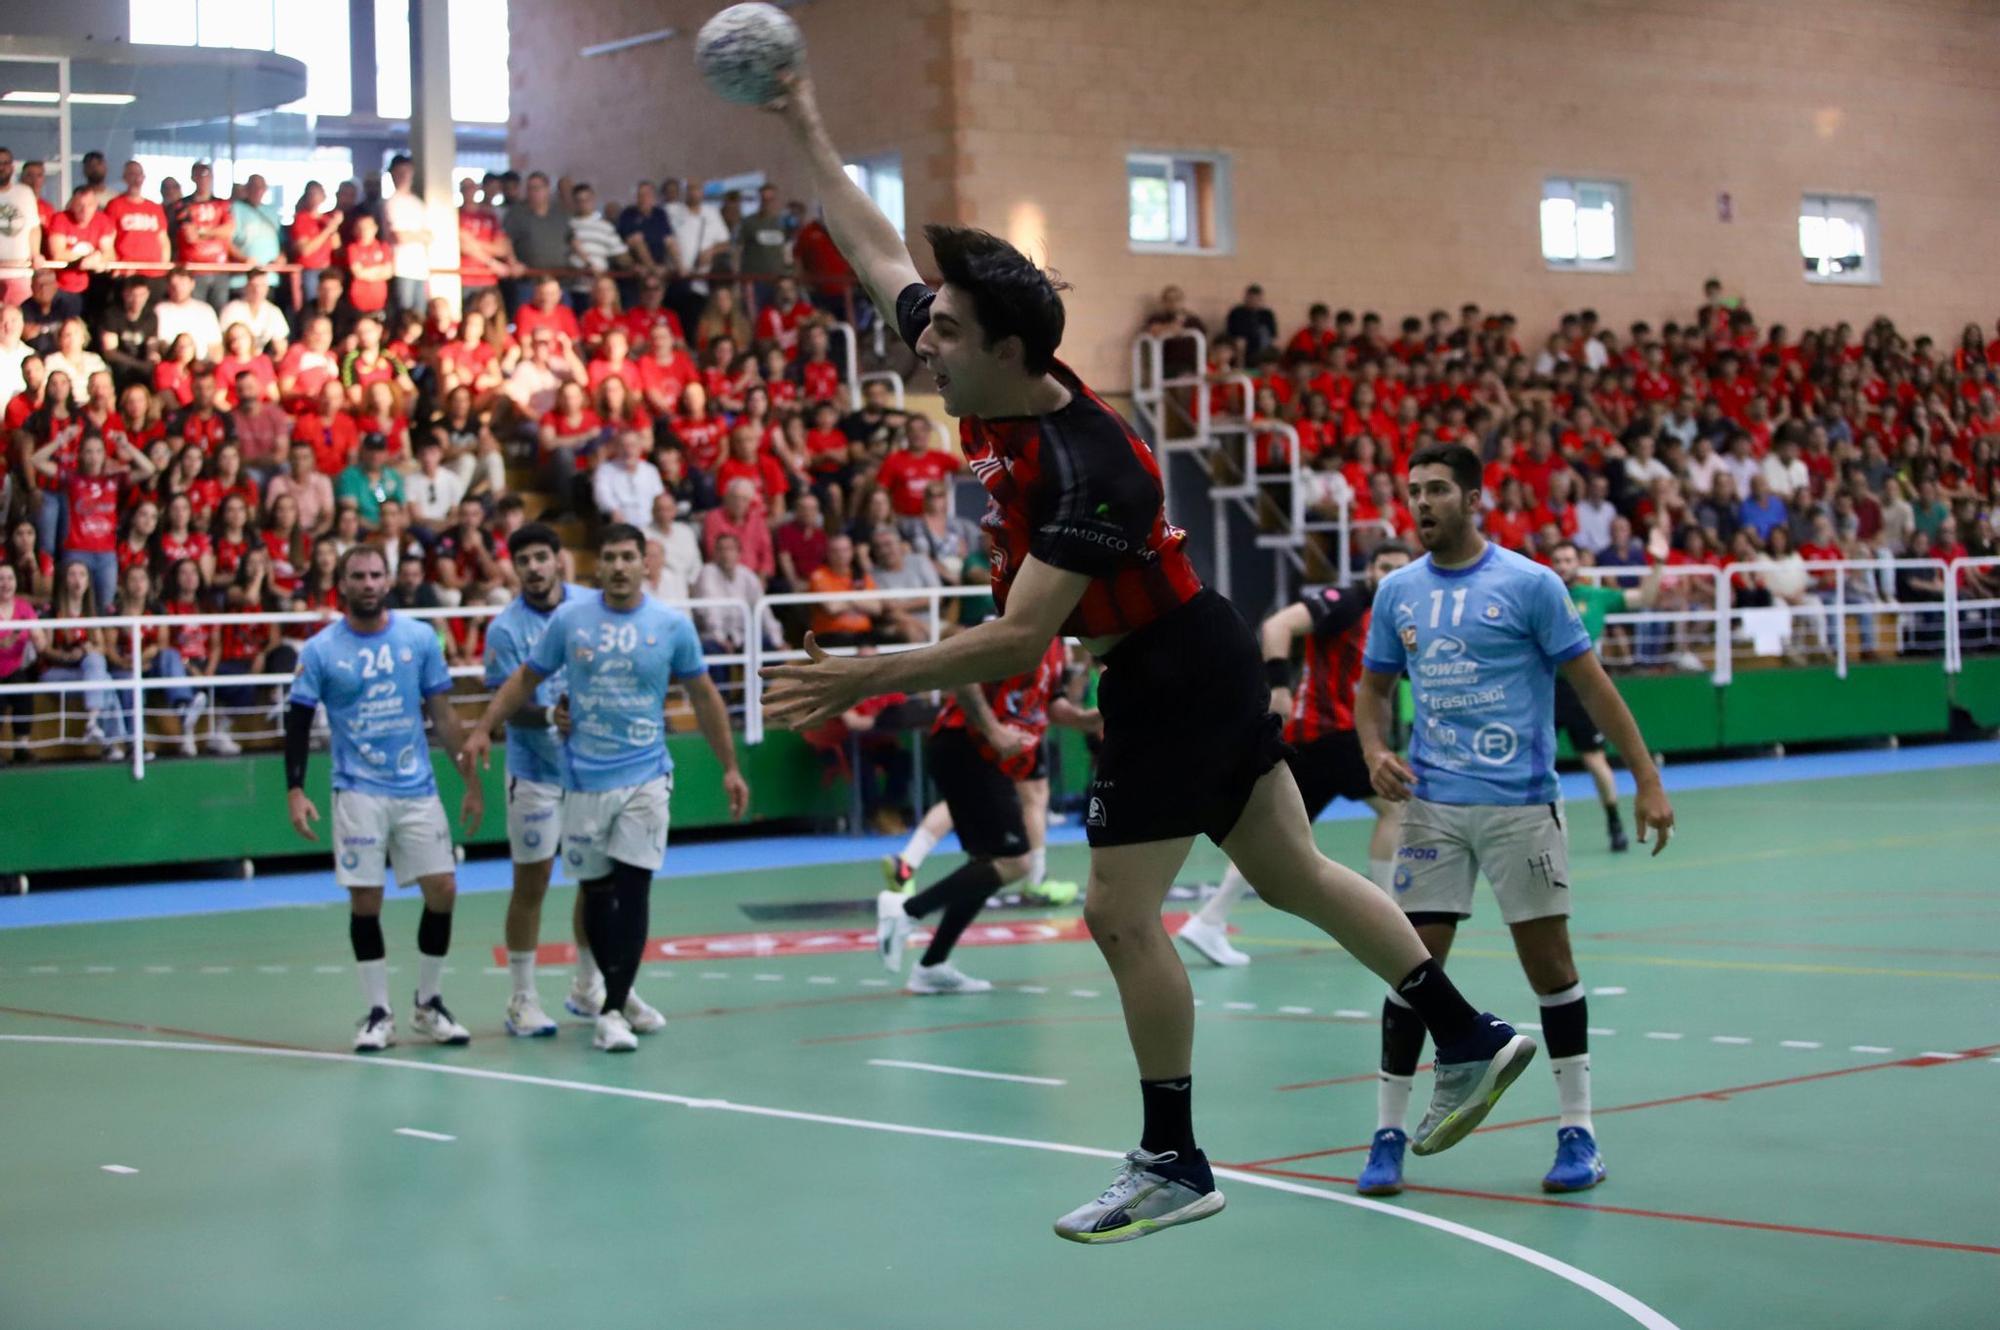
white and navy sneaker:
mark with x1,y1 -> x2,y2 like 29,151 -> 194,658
504,992 -> 559,1037
1176,915 -> 1249,967
1542,1126 -> 1606,1193
593,1009 -> 638,1052
1410,1015 -> 1537,1157
410,995 -> 471,1046
905,961 -> 992,995
623,992 -> 667,1033
1053,1148 -> 1226,1244
353,1006 -> 396,1052
876,890 -> 913,972
565,974 -> 607,1018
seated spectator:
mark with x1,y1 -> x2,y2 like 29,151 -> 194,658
230,371 -> 292,476
593,429 -> 666,526
794,324 -> 844,406
41,318 -> 108,404
754,275 -> 817,359
0,560 -> 44,758
406,436 -> 468,540
691,531 -> 784,655
898,481 -> 979,583
516,276 -> 582,346
643,535 -> 689,604
773,490 -> 830,596
714,422 -> 791,517
340,316 -> 416,408
341,213 -> 393,316
693,285 -> 752,353
636,321 -> 697,423
700,477 -> 775,578
425,385 -> 506,500
538,379 -> 603,513
642,491 -> 704,591
97,279 -> 159,390
807,532 -> 882,647
1738,474 -> 1789,542
218,269 -> 290,354
433,500 -> 506,606
840,376 -> 903,447
578,273 -> 630,356
666,381 -> 729,474
335,436 -> 405,526
151,268 -> 222,363
655,443 -> 718,515
1225,284 -> 1278,365
41,558 -> 127,758
875,415 -> 959,517
390,544 -> 443,610
866,527 -> 941,642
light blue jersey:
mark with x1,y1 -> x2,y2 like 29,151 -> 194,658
1363,544 -> 1592,806
484,583 -> 589,787
289,614 -> 453,797
526,591 -> 706,793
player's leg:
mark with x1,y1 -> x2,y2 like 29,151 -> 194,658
580,777 -> 671,1048
1558,676 -> 1626,851
1222,771 -> 1535,1157
502,776 -> 561,1036
389,796 -> 471,1045
1365,796 -> 1404,892
1015,774 -> 1077,905
567,891 -> 606,1017
1362,916 -> 1458,1195
332,790 -> 396,1050
884,799 -> 952,892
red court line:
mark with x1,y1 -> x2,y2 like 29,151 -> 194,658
1278,1062 -> 1433,1093
1230,1166 -> 2000,1258
0,1003 -> 319,1053
1239,1042 -> 2000,1170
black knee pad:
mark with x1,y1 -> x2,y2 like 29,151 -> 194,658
349,913 -> 386,963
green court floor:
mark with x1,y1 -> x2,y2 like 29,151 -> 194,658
2,764 -> 1996,1329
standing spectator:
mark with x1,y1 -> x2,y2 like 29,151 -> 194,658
592,429 -> 665,525
176,162 -> 240,309
1225,284 -> 1278,365
734,182 -> 792,294
792,206 -> 855,321
44,187 -> 116,300
340,213 -> 393,317
0,147 -> 42,306
617,179 -> 677,281
456,175 -> 515,308
566,182 -> 625,300
381,154 -> 430,316
0,560 -> 43,758
228,175 -> 283,299
29,430 -> 157,609
664,177 -> 733,334
288,180 -> 341,307
502,172 -> 571,305
700,477 -> 775,578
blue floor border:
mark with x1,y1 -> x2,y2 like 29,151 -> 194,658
3,740 -> 1995,932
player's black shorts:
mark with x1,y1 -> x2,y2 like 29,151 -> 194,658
1025,743 -> 1049,783
928,728 -> 1030,860
1288,730 -> 1375,819
1553,675 -> 1605,754
1087,589 -> 1289,848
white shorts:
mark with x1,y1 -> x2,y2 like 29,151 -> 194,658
332,790 -> 458,889
561,775 -> 672,880
506,777 -> 564,864
1390,797 -> 1571,926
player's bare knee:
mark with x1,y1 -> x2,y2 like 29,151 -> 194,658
418,874 -> 457,911
992,853 -> 1032,885
1082,888 -> 1148,949
348,887 -> 384,917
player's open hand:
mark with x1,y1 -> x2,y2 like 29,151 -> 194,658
459,784 -> 484,838
721,770 -> 751,821
1367,748 -> 1416,802
759,631 -> 867,731
760,70 -> 819,127
287,788 -> 320,843
1634,781 -> 1675,856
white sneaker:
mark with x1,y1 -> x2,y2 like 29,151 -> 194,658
1176,915 -> 1250,967
353,1006 -> 396,1052
102,743 -> 126,762
83,719 -> 107,747
593,1009 -> 638,1052
179,696 -> 206,756
207,731 -> 242,756
876,889 -> 913,972
565,974 -> 607,1018
410,995 -> 471,1045
504,992 -> 559,1037
623,992 -> 667,1033
906,961 -> 993,995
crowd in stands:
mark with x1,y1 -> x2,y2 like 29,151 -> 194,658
0,148 -> 976,762
1147,278 -> 2000,652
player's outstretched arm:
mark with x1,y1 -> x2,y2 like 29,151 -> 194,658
764,73 -> 923,319
1559,650 -> 1673,855
682,673 -> 750,820
462,662 -> 546,772
761,555 -> 1084,731
427,692 -> 484,835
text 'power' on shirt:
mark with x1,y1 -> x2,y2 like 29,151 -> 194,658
483,583 -> 591,787
1363,545 -> 1592,806
526,591 -> 706,793
288,614 -> 453,798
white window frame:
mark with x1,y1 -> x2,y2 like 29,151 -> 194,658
1800,193 -> 1880,286
1127,151 -> 1233,257
1541,177 -> 1631,274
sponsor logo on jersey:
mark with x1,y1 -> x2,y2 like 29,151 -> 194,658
1471,722 -> 1519,765
1399,625 -> 1419,650
1395,846 -> 1439,861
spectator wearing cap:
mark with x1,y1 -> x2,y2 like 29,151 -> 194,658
700,477 -> 775,579
334,435 -> 405,526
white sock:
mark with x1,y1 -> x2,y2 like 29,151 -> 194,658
1197,866 -> 1253,928
1027,846 -> 1047,887
1377,1073 -> 1414,1132
417,953 -> 445,1006
1369,858 -> 1395,892
574,943 -> 602,988
507,950 -> 536,999
900,826 -> 940,871
1550,1054 -> 1592,1132
357,959 -> 390,1013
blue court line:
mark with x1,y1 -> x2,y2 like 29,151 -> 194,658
2,740 -> 1995,933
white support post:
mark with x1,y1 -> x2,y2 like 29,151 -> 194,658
408,0 -> 463,316
129,622 -> 145,780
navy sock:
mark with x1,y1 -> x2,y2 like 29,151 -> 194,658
1139,1076 -> 1198,1159
1394,959 -> 1479,1049
1381,995 -> 1427,1075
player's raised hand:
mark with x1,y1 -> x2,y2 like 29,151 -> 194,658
287,788 -> 320,843
760,631 -> 866,731
760,69 -> 816,122
1366,748 -> 1416,803
1634,780 -> 1675,856
721,770 -> 751,821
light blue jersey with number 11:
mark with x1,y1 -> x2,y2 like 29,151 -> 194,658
1363,544 -> 1593,806
526,590 -> 707,793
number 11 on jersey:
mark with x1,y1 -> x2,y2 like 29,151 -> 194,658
1428,588 -> 1467,628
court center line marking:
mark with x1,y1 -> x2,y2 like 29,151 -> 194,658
0,1034 -> 1681,1330
867,1059 -> 1066,1087
100,1164 -> 138,1175
393,1127 -> 457,1143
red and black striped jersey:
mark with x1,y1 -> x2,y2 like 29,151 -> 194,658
1287,584 -> 1371,744
933,637 -> 1070,780
898,285 -> 1202,639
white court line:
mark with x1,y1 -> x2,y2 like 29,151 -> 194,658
1644,1032 -> 1683,1040
1332,1009 -> 1370,1020
856,978 -> 890,988
100,1164 -> 138,1175
1015,985 -> 1049,994
700,973 -> 730,981
85,965 -> 117,974
1591,986 -> 1627,996
256,966 -> 289,975
807,976 -> 836,985
1711,1036 -> 1752,1045
144,966 -> 174,974
393,1127 -> 456,1143
198,966 -> 233,975
1851,1045 -> 1893,1054
1780,1041 -> 1822,1050
0,1034 -> 1681,1330
753,974 -> 784,983
1919,1052 -> 1964,1061
1587,1027 -> 1617,1037
1278,1006 -> 1313,1016
1068,989 -> 1100,999
1223,1002 -> 1257,1012
868,1059 -> 1065,1087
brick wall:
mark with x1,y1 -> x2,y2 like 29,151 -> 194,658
513,0 -> 2000,388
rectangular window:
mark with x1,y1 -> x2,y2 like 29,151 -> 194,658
1541,178 -> 1630,272
1127,152 -> 1230,255
844,155 -> 905,239
1800,194 -> 1877,285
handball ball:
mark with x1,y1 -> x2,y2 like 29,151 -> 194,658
696,3 -> 806,105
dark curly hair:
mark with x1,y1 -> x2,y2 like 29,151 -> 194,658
924,224 -> 1070,375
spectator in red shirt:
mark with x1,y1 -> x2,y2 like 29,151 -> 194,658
340,213 -> 393,315
795,323 -> 843,405
175,161 -> 240,309
874,415 -> 959,517
288,180 -> 343,306
45,186 -> 116,300
667,382 -> 728,474
515,276 -> 582,346
700,477 -> 776,579
754,275 -> 817,358
101,160 -> 171,284
714,421 -> 793,518
1485,477 -> 1536,551
28,430 -> 157,608
774,490 -> 830,593
293,379 -> 360,477
1285,303 -> 1336,364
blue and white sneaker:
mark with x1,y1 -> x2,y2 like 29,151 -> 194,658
1053,1148 -> 1226,1244
1542,1126 -> 1606,1193
504,992 -> 559,1037
1355,1128 -> 1407,1196
1410,1014 -> 1537,1157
